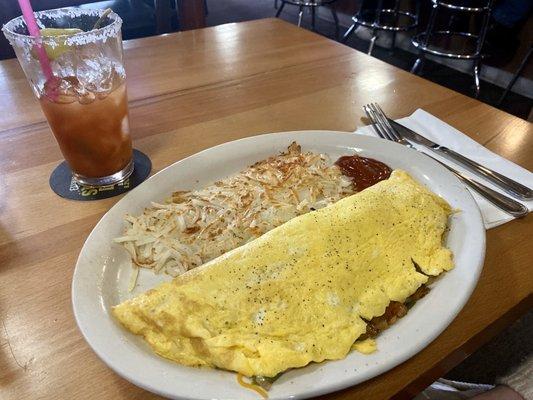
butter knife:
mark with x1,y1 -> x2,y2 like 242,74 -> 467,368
389,119 -> 533,201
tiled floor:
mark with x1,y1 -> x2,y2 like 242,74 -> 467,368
445,310 -> 533,384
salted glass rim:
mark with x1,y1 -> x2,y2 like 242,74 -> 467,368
2,7 -> 122,45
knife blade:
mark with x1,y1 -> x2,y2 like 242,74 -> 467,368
388,119 -> 533,201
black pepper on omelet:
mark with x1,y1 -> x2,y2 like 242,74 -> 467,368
113,170 -> 453,378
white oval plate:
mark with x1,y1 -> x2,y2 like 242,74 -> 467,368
72,131 -> 485,400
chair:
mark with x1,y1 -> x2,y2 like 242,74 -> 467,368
275,0 -> 340,39
343,0 -> 419,55
79,0 -> 157,38
410,0 -> 494,97
0,0 -> 160,59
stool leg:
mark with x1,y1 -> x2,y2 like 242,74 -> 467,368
471,2 -> 493,97
411,57 -> 424,73
297,5 -> 304,27
411,0 -> 438,74
476,1 -> 493,55
410,57 -> 424,74
498,46 -> 532,106
368,34 -> 378,55
343,0 -> 367,43
474,59 -> 481,98
331,4 -> 340,40
391,0 -> 401,50
311,5 -> 316,31
369,0 -> 384,55
343,21 -> 357,43
275,1 -> 285,17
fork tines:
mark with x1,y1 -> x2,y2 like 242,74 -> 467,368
364,103 -> 402,142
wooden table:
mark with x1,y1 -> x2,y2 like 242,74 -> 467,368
1,18 -> 531,400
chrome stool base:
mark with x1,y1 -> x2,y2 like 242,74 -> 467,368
349,9 -> 418,32
412,31 -> 482,59
343,0 -> 419,55
275,0 -> 339,39
433,0 -> 490,12
411,0 -> 494,97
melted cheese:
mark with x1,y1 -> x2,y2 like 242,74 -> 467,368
113,170 -> 453,377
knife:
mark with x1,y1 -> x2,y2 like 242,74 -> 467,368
389,119 -> 533,201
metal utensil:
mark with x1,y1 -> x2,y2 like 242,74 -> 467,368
387,119 -> 533,201
363,103 -> 529,218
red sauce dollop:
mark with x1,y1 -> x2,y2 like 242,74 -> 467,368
335,155 -> 392,191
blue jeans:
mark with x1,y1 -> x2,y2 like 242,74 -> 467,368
492,0 -> 533,28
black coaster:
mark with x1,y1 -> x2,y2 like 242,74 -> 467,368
49,149 -> 151,201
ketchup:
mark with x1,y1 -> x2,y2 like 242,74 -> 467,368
335,155 -> 392,191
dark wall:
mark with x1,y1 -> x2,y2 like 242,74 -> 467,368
1,0 -> 110,59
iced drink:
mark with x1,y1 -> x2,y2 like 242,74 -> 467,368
40,80 -> 132,179
3,8 -> 133,186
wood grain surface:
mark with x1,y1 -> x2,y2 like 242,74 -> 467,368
0,18 -> 531,400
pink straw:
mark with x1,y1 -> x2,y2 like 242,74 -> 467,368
17,0 -> 54,81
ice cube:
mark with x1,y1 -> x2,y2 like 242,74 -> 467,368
96,90 -> 110,100
43,76 -> 77,103
53,50 -> 77,78
78,90 -> 96,104
73,83 -> 97,104
76,55 -> 113,89
55,93 -> 78,104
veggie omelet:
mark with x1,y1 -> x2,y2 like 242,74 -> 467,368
113,170 -> 453,378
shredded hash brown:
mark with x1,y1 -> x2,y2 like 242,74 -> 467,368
114,143 -> 355,277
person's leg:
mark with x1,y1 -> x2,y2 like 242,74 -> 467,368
483,0 -> 533,67
492,0 -> 533,28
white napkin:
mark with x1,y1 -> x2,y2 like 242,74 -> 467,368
355,109 -> 533,229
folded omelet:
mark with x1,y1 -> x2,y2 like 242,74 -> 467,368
113,170 -> 453,378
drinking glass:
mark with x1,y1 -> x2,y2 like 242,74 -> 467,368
3,8 -> 133,186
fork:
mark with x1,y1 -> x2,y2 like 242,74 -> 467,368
363,103 -> 529,218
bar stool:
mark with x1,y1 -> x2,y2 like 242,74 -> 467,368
498,44 -> 532,106
411,0 -> 494,96
275,0 -> 340,39
343,0 -> 419,55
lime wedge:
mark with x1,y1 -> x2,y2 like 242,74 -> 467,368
40,28 -> 84,36
34,28 -> 83,60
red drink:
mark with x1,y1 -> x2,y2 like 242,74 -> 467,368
3,9 -> 134,186
40,81 -> 132,181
